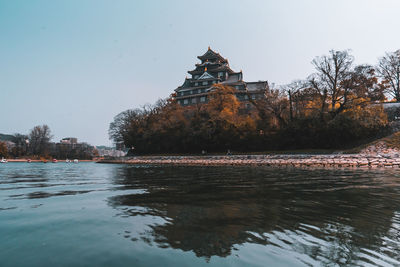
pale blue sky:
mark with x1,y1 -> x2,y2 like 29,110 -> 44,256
1,0 -> 400,145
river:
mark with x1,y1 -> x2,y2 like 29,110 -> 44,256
1,162 -> 400,266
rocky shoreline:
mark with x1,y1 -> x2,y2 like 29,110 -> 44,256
94,142 -> 400,168
97,142 -> 400,168
97,154 -> 398,168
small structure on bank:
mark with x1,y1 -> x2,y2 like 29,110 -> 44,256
174,47 -> 268,106
60,137 -> 78,145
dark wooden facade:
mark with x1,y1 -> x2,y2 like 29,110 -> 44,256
174,47 -> 268,106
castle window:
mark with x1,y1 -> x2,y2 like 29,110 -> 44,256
192,98 -> 197,104
200,96 -> 206,102
202,81 -> 207,86
251,94 -> 256,100
183,99 -> 189,105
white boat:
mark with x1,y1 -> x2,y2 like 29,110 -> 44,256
0,158 -> 7,163
73,159 -> 79,163
66,159 -> 71,163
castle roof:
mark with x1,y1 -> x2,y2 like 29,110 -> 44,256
197,47 -> 227,63
174,48 -> 268,97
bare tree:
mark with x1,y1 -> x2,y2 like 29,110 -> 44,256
311,50 -> 354,113
29,125 -> 52,156
288,51 -> 383,121
377,50 -> 400,101
282,80 -> 308,120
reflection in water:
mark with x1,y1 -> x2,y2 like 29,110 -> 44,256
108,166 -> 400,265
2,163 -> 400,265
9,190 -> 92,199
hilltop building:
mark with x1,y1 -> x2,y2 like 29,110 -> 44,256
174,47 -> 268,106
60,137 -> 78,144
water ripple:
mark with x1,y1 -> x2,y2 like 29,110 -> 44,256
2,163 -> 400,266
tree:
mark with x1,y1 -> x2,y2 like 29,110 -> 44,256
308,51 -> 385,120
341,65 -> 386,103
109,109 -> 143,149
203,85 -> 243,150
249,85 -> 289,129
282,80 -> 307,121
0,142 -> 8,158
11,134 -> 29,157
206,84 -> 240,116
311,50 -> 354,116
377,50 -> 400,101
29,125 -> 52,156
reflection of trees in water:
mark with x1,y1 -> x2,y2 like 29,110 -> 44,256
108,166 -> 400,263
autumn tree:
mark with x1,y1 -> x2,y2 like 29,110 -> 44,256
249,85 -> 289,130
307,51 -> 385,120
341,65 -> 386,104
377,50 -> 400,101
0,142 -> 8,158
206,84 -> 240,116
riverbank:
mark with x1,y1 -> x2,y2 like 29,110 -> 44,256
98,133 -> 400,168
97,154 -> 398,168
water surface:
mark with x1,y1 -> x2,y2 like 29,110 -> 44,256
1,163 -> 400,266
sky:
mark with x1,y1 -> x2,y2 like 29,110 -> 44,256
1,0 -> 400,146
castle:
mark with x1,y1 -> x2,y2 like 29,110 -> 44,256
174,47 -> 268,106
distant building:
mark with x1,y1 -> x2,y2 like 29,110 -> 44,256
50,138 -> 96,159
174,47 -> 268,106
60,137 -> 78,144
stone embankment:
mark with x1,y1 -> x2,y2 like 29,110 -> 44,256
98,142 -> 400,168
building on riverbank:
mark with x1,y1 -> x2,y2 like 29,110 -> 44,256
49,138 -> 97,159
174,47 -> 268,107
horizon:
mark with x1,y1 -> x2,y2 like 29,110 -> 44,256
2,0 -> 400,146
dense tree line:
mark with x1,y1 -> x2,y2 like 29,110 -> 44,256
1,125 -> 97,159
109,50 -> 400,154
